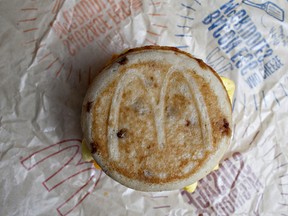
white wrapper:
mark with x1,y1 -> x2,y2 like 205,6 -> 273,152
1,0 -> 288,215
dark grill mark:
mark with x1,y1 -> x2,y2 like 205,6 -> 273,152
118,56 -> 128,65
86,101 -> 93,112
223,118 -> 229,129
90,142 -> 98,154
221,118 -> 231,136
117,128 -> 128,138
195,58 -> 208,70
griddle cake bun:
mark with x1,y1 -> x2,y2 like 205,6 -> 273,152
81,46 -> 232,191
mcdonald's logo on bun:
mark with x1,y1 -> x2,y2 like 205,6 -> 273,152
81,46 -> 232,191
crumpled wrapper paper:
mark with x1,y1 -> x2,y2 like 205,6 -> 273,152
1,0 -> 288,215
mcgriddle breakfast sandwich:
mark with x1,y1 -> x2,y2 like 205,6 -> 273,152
81,46 -> 232,191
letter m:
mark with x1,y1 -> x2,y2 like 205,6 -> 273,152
20,139 -> 102,216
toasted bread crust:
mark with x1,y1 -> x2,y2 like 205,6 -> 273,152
82,46 -> 232,191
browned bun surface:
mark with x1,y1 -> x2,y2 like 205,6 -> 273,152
81,46 -> 232,191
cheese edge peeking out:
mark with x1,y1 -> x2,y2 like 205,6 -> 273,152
81,77 -> 235,190
81,140 -> 101,170
221,76 -> 235,102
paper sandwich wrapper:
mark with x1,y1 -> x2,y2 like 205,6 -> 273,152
1,0 -> 288,215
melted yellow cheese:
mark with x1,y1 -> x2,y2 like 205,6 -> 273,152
183,182 -> 198,193
221,76 -> 235,102
81,140 -> 101,170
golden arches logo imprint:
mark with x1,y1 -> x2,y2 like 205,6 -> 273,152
107,67 -> 213,161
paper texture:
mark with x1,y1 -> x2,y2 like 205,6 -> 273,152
1,0 -> 288,215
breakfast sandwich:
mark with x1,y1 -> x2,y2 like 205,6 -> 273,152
81,46 -> 233,191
